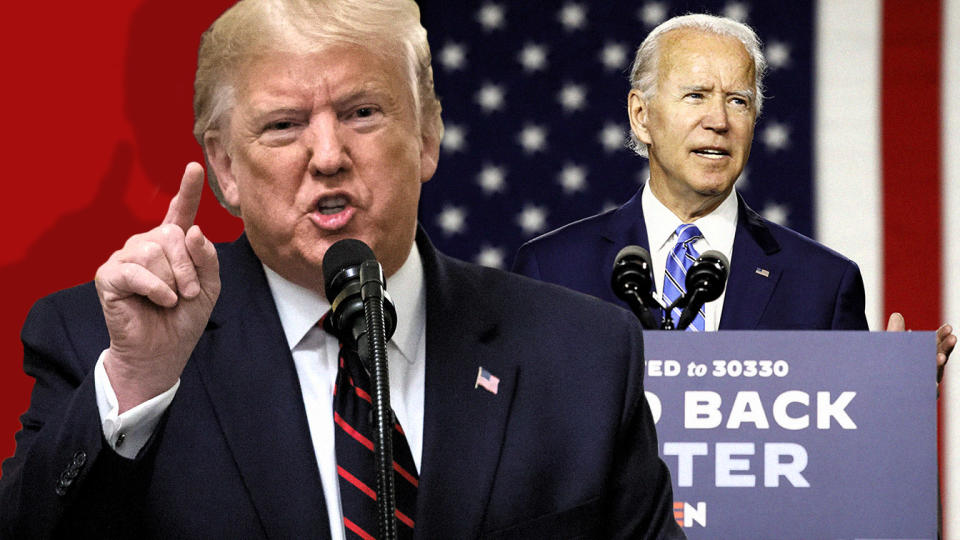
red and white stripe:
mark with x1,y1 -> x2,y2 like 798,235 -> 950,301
815,0 -> 959,533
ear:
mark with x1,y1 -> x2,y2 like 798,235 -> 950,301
203,131 -> 241,211
419,127 -> 440,184
627,89 -> 653,146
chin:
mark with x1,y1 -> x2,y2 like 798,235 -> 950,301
692,185 -> 729,197
694,175 -> 736,194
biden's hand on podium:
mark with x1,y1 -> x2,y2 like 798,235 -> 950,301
95,163 -> 220,413
886,312 -> 955,396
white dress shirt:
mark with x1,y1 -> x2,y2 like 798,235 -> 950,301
641,182 -> 738,331
94,243 -> 428,540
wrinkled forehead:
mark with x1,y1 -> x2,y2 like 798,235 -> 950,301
228,42 -> 412,103
658,28 -> 756,85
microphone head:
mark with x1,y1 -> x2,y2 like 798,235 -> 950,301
321,238 -> 397,350
322,239 -> 375,300
613,245 -> 652,268
611,245 -> 654,303
685,250 -> 729,303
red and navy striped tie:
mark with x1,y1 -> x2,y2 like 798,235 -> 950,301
322,317 -> 418,539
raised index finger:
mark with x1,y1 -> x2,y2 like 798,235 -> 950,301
163,162 -> 205,231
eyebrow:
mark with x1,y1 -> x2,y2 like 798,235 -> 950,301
245,106 -> 308,126
679,85 -> 712,93
252,106 -> 304,116
678,85 -> 755,100
332,80 -> 398,105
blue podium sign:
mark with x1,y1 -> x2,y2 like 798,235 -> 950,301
643,331 -> 936,539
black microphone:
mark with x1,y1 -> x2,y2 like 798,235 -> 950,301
675,250 -> 729,330
322,239 -> 397,360
611,245 -> 661,330
322,238 -> 400,539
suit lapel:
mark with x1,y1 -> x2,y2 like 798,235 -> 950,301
602,187 -> 650,252
719,197 -> 782,329
413,230 -> 518,539
193,236 -> 331,539
599,189 -> 652,305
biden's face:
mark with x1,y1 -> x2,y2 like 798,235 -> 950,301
630,29 -> 757,219
205,45 -> 439,295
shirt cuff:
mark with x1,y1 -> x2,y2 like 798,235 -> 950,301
94,350 -> 180,459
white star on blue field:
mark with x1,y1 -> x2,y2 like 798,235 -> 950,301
419,1 -> 812,268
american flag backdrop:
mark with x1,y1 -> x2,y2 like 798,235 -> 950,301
416,0 -> 960,533
0,0 -> 957,535
418,1 -> 814,278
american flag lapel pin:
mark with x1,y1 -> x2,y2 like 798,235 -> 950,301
475,366 -> 500,395
755,267 -> 770,278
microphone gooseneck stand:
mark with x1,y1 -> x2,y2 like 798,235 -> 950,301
323,238 -> 400,540
359,260 -> 397,540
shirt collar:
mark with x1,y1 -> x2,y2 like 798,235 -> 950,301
263,243 -> 426,366
385,243 -> 426,366
641,181 -> 739,252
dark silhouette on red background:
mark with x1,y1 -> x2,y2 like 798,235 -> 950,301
0,0 -> 238,470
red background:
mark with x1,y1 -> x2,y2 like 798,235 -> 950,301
0,1 -> 242,468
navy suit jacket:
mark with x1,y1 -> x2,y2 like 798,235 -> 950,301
513,190 -> 868,330
1,229 -> 682,539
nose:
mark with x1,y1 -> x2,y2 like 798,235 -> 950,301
701,97 -> 729,133
306,117 -> 350,177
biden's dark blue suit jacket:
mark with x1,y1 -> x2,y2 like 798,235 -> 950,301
1,228 -> 682,539
513,190 -> 868,331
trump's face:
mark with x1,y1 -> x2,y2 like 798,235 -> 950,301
205,45 -> 439,294
629,29 -> 756,220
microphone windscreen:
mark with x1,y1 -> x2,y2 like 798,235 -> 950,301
686,250 -> 730,304
613,245 -> 652,269
699,250 -> 730,277
612,245 -> 655,305
322,238 -> 375,299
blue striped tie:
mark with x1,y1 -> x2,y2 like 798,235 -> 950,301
663,224 -> 705,331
